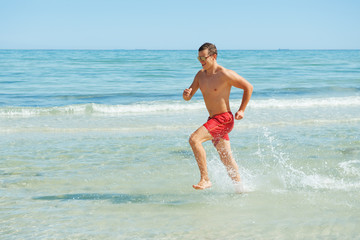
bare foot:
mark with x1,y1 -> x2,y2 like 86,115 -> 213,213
193,180 -> 212,190
233,181 -> 245,193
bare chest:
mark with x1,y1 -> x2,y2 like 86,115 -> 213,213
198,74 -> 229,96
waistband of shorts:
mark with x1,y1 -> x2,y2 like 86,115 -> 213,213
209,111 -> 233,119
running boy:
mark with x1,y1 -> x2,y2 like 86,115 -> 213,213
183,43 -> 253,191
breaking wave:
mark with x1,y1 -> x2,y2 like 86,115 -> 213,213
1,96 -> 359,117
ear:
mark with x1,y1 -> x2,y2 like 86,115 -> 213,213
213,54 -> 217,60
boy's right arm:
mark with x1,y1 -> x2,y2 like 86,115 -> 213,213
183,75 -> 199,101
183,73 -> 200,101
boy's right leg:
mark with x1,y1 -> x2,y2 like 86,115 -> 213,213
189,126 -> 213,190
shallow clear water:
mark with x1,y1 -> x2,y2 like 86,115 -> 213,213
1,50 -> 360,239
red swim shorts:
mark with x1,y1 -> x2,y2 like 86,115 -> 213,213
203,111 -> 234,146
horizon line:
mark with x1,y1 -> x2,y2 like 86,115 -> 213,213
0,48 -> 359,51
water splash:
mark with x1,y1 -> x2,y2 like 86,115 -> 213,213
252,127 -> 360,192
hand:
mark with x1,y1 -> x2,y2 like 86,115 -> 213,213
183,88 -> 192,101
235,110 -> 244,120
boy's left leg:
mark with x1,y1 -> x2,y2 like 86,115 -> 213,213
214,139 -> 241,182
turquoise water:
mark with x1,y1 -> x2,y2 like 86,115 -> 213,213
1,50 -> 360,239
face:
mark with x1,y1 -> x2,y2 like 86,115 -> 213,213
198,49 -> 215,69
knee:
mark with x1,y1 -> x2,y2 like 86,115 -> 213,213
189,133 -> 198,147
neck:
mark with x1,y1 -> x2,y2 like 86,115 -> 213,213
205,62 -> 218,75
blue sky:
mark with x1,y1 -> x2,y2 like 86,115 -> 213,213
1,0 -> 359,49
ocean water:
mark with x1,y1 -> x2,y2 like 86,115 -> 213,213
1,49 -> 360,239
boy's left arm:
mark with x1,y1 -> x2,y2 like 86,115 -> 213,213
227,70 -> 253,120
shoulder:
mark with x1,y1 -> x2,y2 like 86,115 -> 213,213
198,69 -> 206,74
194,69 -> 205,79
219,67 -> 247,87
217,67 -> 240,83
221,68 -> 240,79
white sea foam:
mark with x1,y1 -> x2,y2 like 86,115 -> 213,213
0,104 -> 88,117
249,96 -> 360,109
0,101 -> 204,117
1,96 -> 359,117
300,174 -> 360,190
89,101 -> 205,114
339,160 -> 360,176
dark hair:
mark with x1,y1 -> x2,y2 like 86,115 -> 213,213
198,42 -> 217,56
